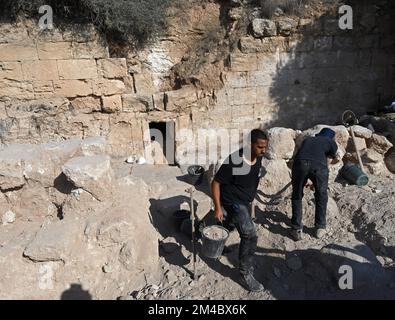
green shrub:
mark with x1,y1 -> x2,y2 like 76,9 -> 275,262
0,0 -> 172,46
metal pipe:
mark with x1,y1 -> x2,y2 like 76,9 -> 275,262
187,187 -> 197,280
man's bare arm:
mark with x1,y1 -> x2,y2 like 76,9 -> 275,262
211,179 -> 223,221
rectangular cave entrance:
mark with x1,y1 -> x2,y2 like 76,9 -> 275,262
148,121 -> 175,165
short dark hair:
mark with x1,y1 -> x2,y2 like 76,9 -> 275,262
250,129 -> 268,144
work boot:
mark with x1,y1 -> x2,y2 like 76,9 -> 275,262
290,228 -> 303,241
315,228 -> 326,239
239,273 -> 264,292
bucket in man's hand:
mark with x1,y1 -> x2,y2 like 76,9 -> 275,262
201,225 -> 229,259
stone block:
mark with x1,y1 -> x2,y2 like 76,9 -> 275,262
122,94 -> 151,113
248,70 -> 275,86
62,155 -> 113,201
231,104 -> 254,118
239,37 -> 263,54
251,19 -> 277,37
256,53 -> 278,73
0,23 -> 30,43
165,86 -> 198,111
361,148 -> 383,163
255,86 -> 271,104
133,73 -> 156,95
0,44 -> 38,61
131,122 -> 144,151
34,92 -> 57,99
98,58 -> 127,78
277,18 -> 298,36
23,219 -> 83,262
230,53 -> 257,72
368,133 -> 393,154
208,105 -> 232,123
33,81 -> 54,93
22,60 -> 59,81
71,40 -> 109,59
239,37 -> 284,54
266,127 -> 296,160
259,158 -> 291,196
93,79 -> 126,96
289,36 -> 314,52
152,92 -> 165,111
34,29 -> 64,42
109,121 -> 132,145
70,96 -> 102,113
0,62 -> 23,80
232,87 -> 256,105
53,80 -> 93,97
57,59 -> 98,80
37,42 -> 73,60
224,71 -> 249,88
347,136 -> 367,152
102,95 -> 122,113
0,80 -> 34,99
351,125 -> 373,139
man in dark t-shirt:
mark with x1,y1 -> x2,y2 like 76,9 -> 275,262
291,127 -> 338,241
211,129 -> 268,292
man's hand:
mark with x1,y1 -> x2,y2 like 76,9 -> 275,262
214,207 -> 224,222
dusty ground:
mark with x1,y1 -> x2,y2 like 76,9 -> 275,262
121,164 -> 395,300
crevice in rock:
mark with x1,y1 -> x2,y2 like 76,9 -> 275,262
54,173 -> 74,195
55,203 -> 64,220
0,184 -> 24,193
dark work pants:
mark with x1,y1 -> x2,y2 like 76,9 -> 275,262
291,159 -> 329,230
223,203 -> 257,275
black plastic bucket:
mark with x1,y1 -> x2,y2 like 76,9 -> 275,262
340,163 -> 369,186
172,210 -> 190,230
201,225 -> 229,259
187,165 -> 204,186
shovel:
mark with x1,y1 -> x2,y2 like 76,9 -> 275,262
186,187 -> 197,280
342,110 -> 364,171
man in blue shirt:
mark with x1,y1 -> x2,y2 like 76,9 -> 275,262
291,128 -> 338,241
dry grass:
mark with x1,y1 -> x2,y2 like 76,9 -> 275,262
259,0 -> 315,18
